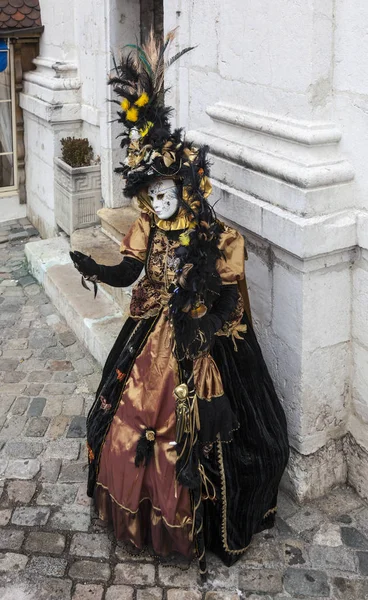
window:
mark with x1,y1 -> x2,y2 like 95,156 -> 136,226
0,39 -> 17,191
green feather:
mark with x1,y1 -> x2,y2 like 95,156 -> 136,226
124,44 -> 153,76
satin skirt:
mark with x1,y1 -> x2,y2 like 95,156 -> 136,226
95,310 -> 193,557
87,309 -> 289,564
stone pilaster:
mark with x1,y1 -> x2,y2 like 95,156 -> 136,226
20,58 -> 82,238
189,103 -> 356,502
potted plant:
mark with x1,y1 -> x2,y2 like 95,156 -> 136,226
54,137 -> 102,235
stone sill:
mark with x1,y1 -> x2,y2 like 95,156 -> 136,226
54,157 -> 101,177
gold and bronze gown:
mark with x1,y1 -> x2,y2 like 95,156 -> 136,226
86,212 -> 289,565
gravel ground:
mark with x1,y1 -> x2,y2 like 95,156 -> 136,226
0,219 -> 368,600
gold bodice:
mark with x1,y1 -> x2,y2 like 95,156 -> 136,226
130,228 -> 180,319
120,212 -> 247,321
146,228 -> 180,288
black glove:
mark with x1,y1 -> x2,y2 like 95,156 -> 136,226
70,251 -> 99,279
174,284 -> 239,359
211,283 -> 239,323
70,251 -> 143,288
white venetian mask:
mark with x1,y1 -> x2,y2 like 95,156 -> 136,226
148,179 -> 179,220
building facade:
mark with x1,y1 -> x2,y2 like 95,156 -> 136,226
2,0 -> 368,502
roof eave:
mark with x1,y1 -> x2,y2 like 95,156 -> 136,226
0,25 -> 44,38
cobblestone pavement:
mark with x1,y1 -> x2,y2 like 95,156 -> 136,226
1,222 -> 368,600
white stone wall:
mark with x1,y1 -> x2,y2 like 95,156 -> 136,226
334,1 -> 368,211
165,0 -> 336,128
332,3 -> 368,495
21,0 -> 140,238
164,0 -> 368,500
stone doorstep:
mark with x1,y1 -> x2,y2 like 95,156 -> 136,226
25,236 -> 125,367
97,206 -> 138,245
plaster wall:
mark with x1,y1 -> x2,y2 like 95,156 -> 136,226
37,2 -> 76,63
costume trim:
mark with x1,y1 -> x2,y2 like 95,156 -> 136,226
263,506 -> 278,519
216,435 -> 250,555
95,481 -> 193,530
154,210 -> 195,232
216,435 -> 278,555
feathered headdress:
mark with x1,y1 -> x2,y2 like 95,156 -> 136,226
109,30 -> 193,152
108,30 -> 213,201
110,30 -> 225,340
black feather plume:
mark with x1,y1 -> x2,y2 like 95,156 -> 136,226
135,428 -> 156,467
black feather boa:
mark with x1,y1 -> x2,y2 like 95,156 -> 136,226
169,199 -> 225,360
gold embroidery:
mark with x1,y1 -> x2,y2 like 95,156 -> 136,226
263,506 -> 278,519
129,229 -> 179,319
216,435 -> 250,555
216,436 -> 276,554
198,463 -> 216,501
216,292 -> 246,351
216,323 -> 248,352
95,481 -> 192,529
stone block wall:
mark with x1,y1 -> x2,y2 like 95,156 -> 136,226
164,0 -> 368,500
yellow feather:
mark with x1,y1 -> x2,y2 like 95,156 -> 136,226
135,92 -> 149,107
179,231 -> 191,246
126,106 -> 139,122
120,98 -> 130,111
139,121 -> 154,138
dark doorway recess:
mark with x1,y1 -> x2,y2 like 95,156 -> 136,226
140,0 -> 163,43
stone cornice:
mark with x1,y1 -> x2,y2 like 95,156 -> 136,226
20,59 -> 81,124
206,103 -> 342,146
19,91 -> 81,124
190,128 -> 354,190
23,57 -> 80,91
188,102 -> 355,217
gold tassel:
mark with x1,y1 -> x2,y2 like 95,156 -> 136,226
192,394 -> 201,432
198,463 -> 216,501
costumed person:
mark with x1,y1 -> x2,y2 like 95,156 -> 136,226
70,29 -> 289,578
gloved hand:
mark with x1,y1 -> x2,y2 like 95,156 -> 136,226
173,284 -> 239,360
70,251 -> 100,280
180,313 -> 222,359
70,250 -> 143,288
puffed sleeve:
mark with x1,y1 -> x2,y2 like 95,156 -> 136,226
216,226 -> 246,284
119,212 -> 151,263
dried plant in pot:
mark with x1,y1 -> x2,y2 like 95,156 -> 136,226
54,137 -> 102,235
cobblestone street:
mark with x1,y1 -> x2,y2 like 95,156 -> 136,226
1,221 -> 368,600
